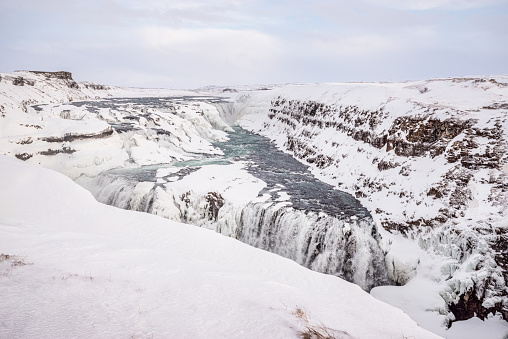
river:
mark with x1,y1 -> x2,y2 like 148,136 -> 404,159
72,96 -> 391,291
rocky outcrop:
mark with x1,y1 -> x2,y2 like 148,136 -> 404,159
39,127 -> 113,143
22,71 -> 79,88
269,98 -> 480,160
205,192 -> 224,221
81,83 -> 108,91
27,71 -> 74,80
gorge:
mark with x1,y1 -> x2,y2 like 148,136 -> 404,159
1,70 -> 507,338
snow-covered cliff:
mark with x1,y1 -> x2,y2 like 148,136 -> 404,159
219,77 -> 508,327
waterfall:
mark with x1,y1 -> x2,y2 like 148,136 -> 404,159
79,171 -> 390,291
238,202 -> 390,291
72,96 -> 392,292
77,173 -> 156,213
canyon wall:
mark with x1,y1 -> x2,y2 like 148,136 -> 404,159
222,77 -> 508,323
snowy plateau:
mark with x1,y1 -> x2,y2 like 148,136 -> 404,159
0,70 -> 507,339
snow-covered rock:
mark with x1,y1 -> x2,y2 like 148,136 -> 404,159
0,71 -> 231,179
2,71 -> 508,337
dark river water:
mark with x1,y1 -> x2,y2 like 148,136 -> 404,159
213,127 -> 370,219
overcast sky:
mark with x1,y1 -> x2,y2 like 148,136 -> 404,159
1,0 -> 507,88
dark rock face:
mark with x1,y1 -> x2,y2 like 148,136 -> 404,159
377,159 -> 400,171
449,282 -> 507,322
81,83 -> 108,91
38,147 -> 76,156
24,71 -> 79,88
15,153 -> 33,161
205,192 -> 224,221
39,127 -> 113,142
446,123 -> 504,170
28,71 -> 74,80
12,77 -> 25,86
269,98 -> 479,161
387,117 -> 474,157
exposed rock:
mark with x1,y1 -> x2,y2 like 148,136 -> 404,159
21,71 -> 79,89
38,147 -> 76,156
81,83 -> 108,90
20,123 -> 42,129
12,77 -> 25,86
448,281 -> 507,322
387,117 -> 474,157
16,137 -> 33,145
377,160 -> 400,171
20,99 -> 38,113
39,127 -> 113,142
27,71 -> 74,80
483,103 -> 508,110
15,153 -> 33,161
205,192 -> 224,221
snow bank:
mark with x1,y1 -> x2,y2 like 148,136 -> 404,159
0,155 -> 441,338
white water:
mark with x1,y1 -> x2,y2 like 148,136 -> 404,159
238,202 -> 389,290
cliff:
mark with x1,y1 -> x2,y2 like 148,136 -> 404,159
225,76 -> 508,325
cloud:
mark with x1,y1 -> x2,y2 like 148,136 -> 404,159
1,0 -> 507,87
362,0 -> 507,10
300,33 -> 398,60
139,27 -> 281,67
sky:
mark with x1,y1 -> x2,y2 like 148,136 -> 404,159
1,0 -> 507,88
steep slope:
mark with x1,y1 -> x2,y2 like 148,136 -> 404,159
220,77 -> 508,326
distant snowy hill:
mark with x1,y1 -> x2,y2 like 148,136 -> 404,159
1,70 -> 508,338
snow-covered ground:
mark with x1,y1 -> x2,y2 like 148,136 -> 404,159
0,155 -> 442,338
1,70 -> 508,338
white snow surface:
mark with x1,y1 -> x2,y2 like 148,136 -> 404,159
0,155 -> 441,339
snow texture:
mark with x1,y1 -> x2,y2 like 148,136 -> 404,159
215,77 -> 508,336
